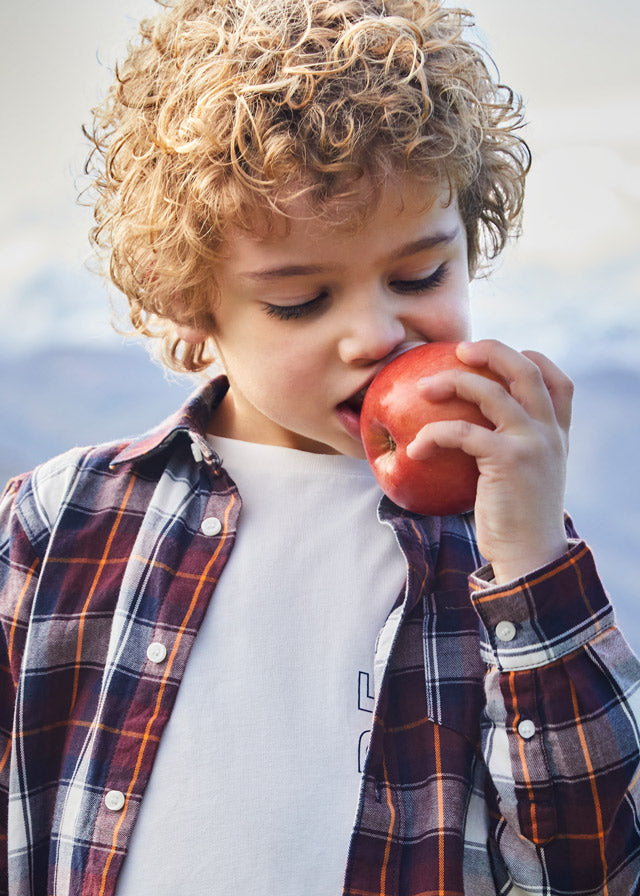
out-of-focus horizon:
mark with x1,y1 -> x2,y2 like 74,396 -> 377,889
1,1 -> 639,644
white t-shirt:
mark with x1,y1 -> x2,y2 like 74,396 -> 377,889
116,437 -> 406,895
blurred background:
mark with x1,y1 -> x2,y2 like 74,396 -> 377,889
1,1 -> 639,647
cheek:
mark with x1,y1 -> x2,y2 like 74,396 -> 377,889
233,338 -> 326,401
210,306 -> 330,414
444,277 -> 471,330
420,295 -> 470,340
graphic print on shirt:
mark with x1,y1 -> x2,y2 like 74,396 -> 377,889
357,670 -> 374,773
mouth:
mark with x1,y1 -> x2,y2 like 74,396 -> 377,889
335,342 -> 428,442
340,384 -> 369,416
335,377 -> 377,443
339,342 -> 427,414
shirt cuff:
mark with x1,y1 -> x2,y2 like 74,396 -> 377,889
469,539 -> 615,670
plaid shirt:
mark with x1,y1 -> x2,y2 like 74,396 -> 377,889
2,377 -> 640,896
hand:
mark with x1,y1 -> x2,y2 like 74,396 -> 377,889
407,339 -> 573,583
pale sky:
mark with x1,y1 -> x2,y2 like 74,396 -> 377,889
469,0 -> 640,269
1,0 -> 639,351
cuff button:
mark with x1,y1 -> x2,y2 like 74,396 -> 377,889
105,790 -> 126,812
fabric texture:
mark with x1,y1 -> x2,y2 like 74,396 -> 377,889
115,434 -> 407,895
1,377 -> 640,896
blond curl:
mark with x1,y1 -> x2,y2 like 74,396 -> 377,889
84,0 -> 530,373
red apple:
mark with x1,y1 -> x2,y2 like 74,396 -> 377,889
360,342 -> 505,516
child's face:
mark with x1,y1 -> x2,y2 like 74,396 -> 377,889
207,174 -> 472,457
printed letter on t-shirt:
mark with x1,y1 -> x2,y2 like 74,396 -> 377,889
357,671 -> 374,772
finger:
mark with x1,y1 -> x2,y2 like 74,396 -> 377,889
456,339 -> 557,424
417,368 -> 527,432
521,350 -> 574,433
407,417 -> 498,461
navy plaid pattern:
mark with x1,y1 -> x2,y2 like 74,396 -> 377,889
2,378 -> 639,895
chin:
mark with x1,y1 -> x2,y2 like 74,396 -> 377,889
331,435 -> 367,460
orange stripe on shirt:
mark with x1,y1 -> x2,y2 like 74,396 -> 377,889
348,890 -> 464,896
0,735 -> 12,778
8,556 -> 40,666
471,543 -> 591,602
2,557 -> 39,779
98,493 -> 236,896
572,554 -> 598,632
17,717 -> 161,742
386,715 -> 431,735
410,519 -> 431,594
509,671 -> 539,844
47,554 -> 220,584
433,724 -> 445,895
379,754 -> 396,896
569,678 -> 609,895
69,475 -> 137,713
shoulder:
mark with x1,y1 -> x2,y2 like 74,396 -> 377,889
1,375 -> 226,555
2,438 -> 136,554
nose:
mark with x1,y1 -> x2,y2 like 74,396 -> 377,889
338,295 -> 406,366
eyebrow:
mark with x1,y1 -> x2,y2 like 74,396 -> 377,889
242,263 -> 326,281
241,227 -> 460,281
394,228 -> 460,260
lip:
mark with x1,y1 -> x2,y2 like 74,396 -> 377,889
336,378 -> 374,442
335,342 -> 428,442
341,341 -> 428,409
335,402 -> 364,443
335,373 -> 377,443
338,339 -> 426,407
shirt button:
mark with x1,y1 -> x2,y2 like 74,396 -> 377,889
496,620 -> 517,642
105,790 -> 126,812
146,642 -> 167,664
191,441 -> 204,463
201,516 -> 222,537
518,719 -> 536,740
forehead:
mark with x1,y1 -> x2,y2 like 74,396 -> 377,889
209,179 -> 468,297
222,173 -> 456,255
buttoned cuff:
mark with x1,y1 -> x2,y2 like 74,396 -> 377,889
469,540 -> 615,670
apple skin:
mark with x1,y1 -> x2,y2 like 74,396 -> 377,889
360,342 -> 505,516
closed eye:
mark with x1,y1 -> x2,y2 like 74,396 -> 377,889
390,263 -> 448,294
263,291 -> 330,321
263,262 -> 448,319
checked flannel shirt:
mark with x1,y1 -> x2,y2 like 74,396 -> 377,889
1,376 -> 640,896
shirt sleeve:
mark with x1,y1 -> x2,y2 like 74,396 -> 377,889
469,539 -> 640,893
0,475 -> 43,896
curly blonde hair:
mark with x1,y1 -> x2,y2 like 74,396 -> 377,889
85,0 -> 530,373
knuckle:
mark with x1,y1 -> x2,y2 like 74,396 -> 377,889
507,429 -> 549,466
453,419 -> 476,443
487,377 -> 510,402
509,439 -> 534,466
521,362 -> 544,390
561,374 -> 575,397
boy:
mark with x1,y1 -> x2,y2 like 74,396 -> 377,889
1,0 -> 639,894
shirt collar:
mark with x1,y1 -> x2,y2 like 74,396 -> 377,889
109,375 -> 229,468
108,371 -> 437,615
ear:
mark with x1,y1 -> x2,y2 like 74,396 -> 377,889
174,324 -> 210,345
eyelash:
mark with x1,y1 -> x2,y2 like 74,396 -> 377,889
264,291 -> 330,321
389,262 -> 448,294
264,263 -> 449,321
